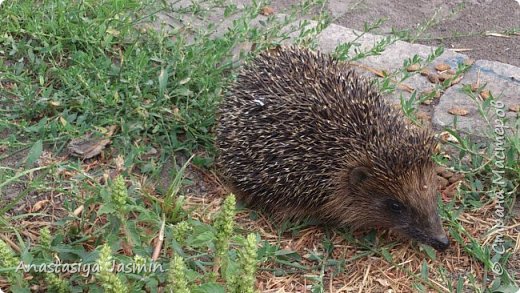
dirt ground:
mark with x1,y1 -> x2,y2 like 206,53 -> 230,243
272,0 -> 520,67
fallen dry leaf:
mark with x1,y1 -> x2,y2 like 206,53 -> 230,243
375,278 -> 390,287
104,125 -> 117,136
67,126 -> 116,159
440,169 -> 454,178
421,89 -> 441,99
449,173 -> 465,184
420,68 -> 431,76
32,200 -> 50,212
438,72 -> 455,82
463,58 -> 475,66
428,73 -> 440,84
406,63 -> 420,72
260,6 -> 274,16
479,89 -> 491,100
121,240 -> 133,256
416,111 -> 431,121
509,104 -> 520,112
435,63 -> 451,71
435,165 -> 446,174
73,205 -> 84,216
437,176 -> 449,189
68,137 -> 111,159
422,99 -> 433,105
442,182 -> 459,199
391,104 -> 402,111
448,107 -> 469,116
114,155 -> 125,171
439,131 -> 459,143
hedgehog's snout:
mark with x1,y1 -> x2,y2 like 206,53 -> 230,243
430,233 -> 450,251
427,213 -> 450,251
411,216 -> 450,251
402,226 -> 450,252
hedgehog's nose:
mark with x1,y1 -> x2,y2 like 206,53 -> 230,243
431,234 -> 450,251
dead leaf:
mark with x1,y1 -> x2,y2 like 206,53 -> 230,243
406,63 -> 420,72
68,126 -> 116,159
73,205 -> 84,216
463,58 -> 475,66
375,278 -> 390,287
449,173 -> 465,184
438,72 -> 455,81
442,182 -> 459,199
68,135 -> 111,159
260,6 -> 274,16
420,68 -> 431,76
106,27 -> 120,36
479,89 -> 491,100
121,241 -> 133,256
435,166 -> 446,174
437,176 -> 449,189
144,147 -> 158,156
104,125 -> 117,136
428,73 -> 440,84
435,63 -> 451,71
448,107 -> 469,116
32,200 -> 50,212
416,111 -> 431,121
439,131 -> 459,143
509,104 -> 520,112
421,89 -> 441,99
440,169 -> 454,178
114,155 -> 125,171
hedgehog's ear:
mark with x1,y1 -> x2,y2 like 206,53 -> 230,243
350,166 -> 371,185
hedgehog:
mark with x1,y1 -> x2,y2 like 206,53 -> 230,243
215,46 -> 449,251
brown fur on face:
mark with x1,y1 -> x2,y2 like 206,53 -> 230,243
216,46 -> 449,251
319,156 -> 447,250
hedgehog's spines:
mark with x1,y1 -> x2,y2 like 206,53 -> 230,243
216,46 -> 446,250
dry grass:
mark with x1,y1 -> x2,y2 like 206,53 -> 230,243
180,167 -> 519,292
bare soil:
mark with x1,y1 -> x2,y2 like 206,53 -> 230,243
273,0 -> 520,67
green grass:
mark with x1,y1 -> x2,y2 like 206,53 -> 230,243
0,0 -> 519,292
2,0 -> 244,167
0,0 -> 329,291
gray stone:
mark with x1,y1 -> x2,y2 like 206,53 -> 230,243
153,3 -> 520,141
313,22 -> 520,139
432,60 -> 520,139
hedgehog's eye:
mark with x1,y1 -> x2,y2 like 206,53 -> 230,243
387,200 -> 404,213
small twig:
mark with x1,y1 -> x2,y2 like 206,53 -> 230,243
358,262 -> 371,293
451,48 -> 473,52
484,31 -> 511,38
476,69 -> 481,88
0,234 -> 20,253
152,216 -> 166,261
